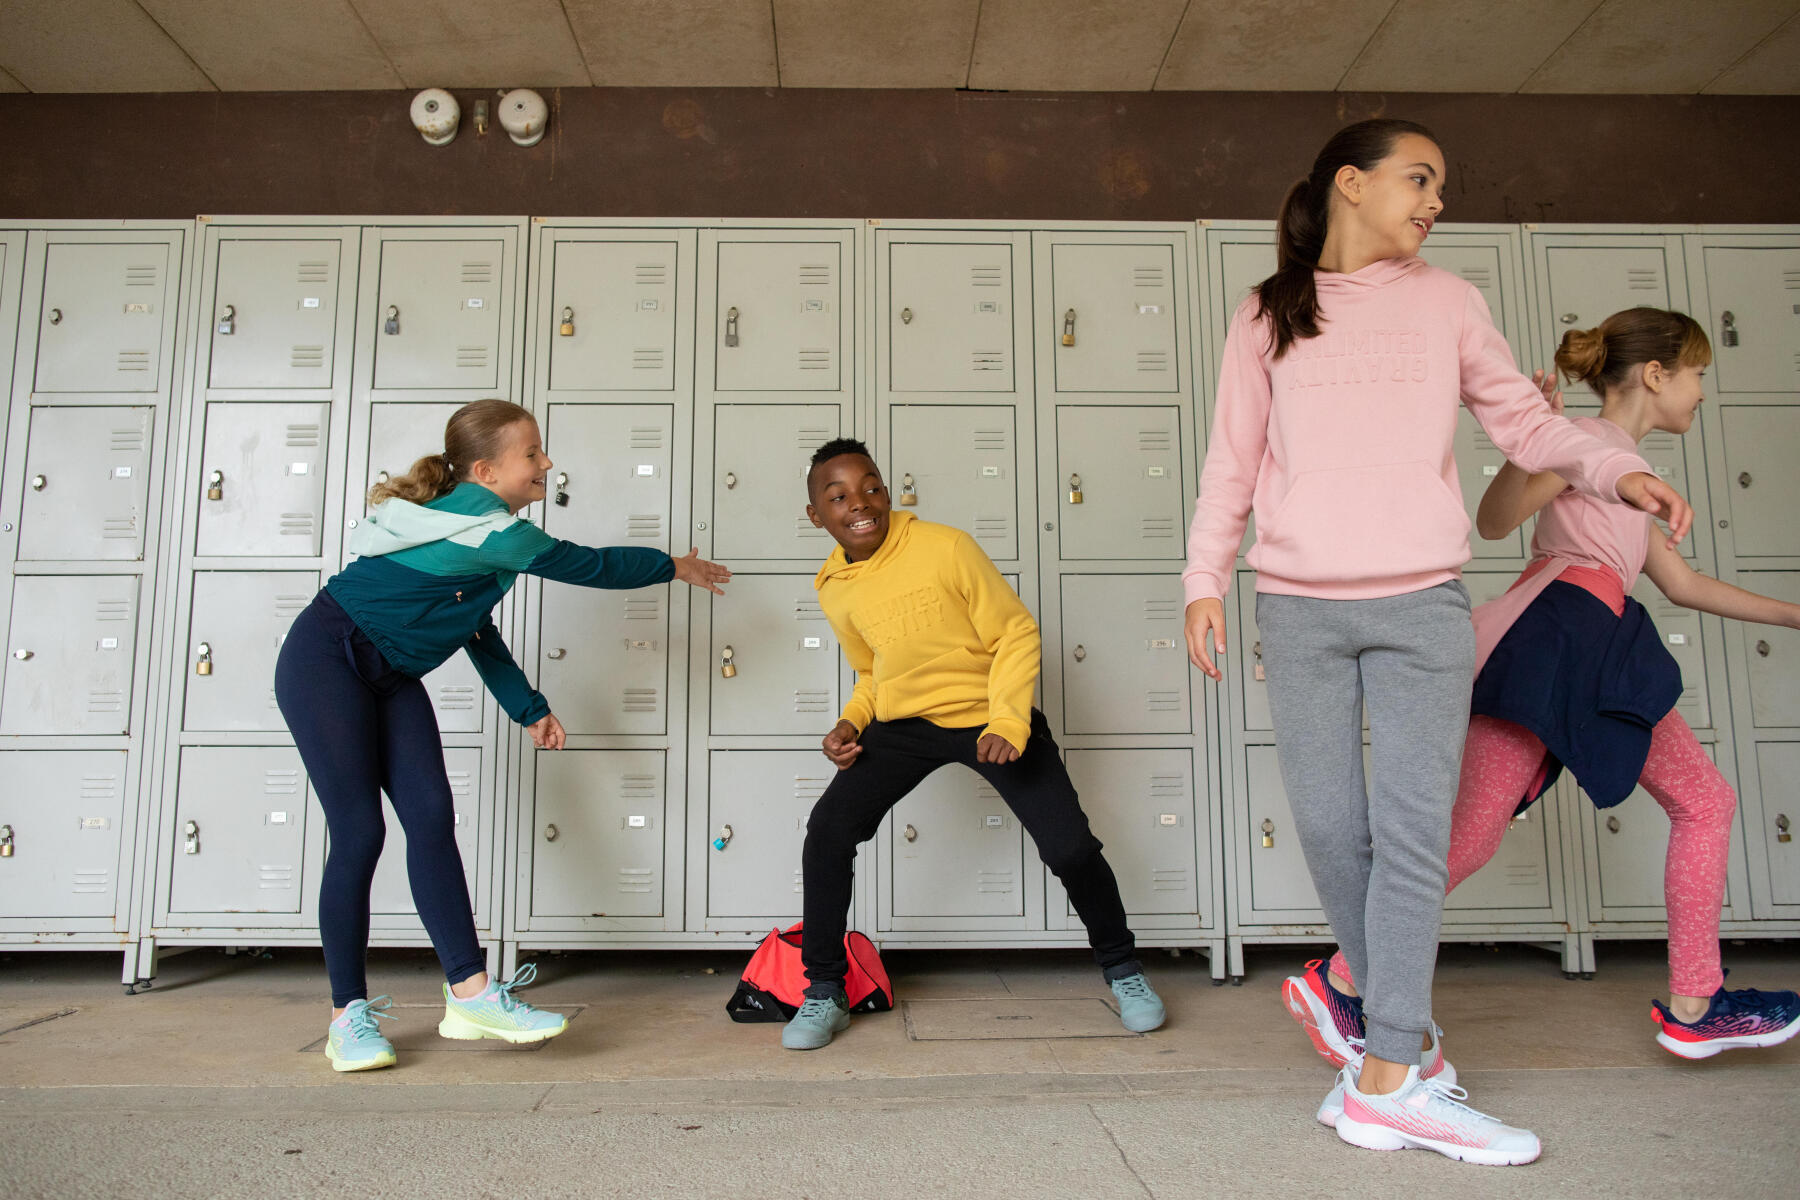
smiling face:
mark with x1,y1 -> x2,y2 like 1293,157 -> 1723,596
474,417 -> 554,514
1337,132 -> 1446,260
806,452 -> 892,562
1648,362 -> 1707,435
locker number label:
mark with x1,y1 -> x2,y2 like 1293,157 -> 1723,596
636,464 -> 656,476
1147,637 -> 1176,650
97,637 -> 119,650
1668,633 -> 1688,646
1483,465 -> 1501,476
1146,466 -> 1166,477
289,462 -> 310,475
800,636 -> 823,649
113,466 -> 133,479
627,815 -> 647,828
301,297 -> 321,308
466,297 -> 485,309
984,815 -> 1005,827
80,816 -> 110,830
1158,814 -> 1180,826
981,466 -> 1000,477
267,811 -> 289,825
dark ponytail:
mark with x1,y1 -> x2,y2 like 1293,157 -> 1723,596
1255,118 -> 1439,359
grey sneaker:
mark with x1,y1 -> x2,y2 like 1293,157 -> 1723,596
1110,973 -> 1166,1033
782,993 -> 850,1050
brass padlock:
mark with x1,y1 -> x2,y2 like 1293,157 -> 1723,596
1067,473 -> 1083,504
559,306 -> 575,337
1253,640 -> 1265,682
554,471 -> 570,507
206,469 -> 224,502
1778,814 -> 1792,844
720,645 -> 737,678
1061,308 -> 1076,347
195,642 -> 213,676
724,306 -> 740,348
900,474 -> 918,506
1,824 -> 14,858
1260,818 -> 1275,848
384,304 -> 400,335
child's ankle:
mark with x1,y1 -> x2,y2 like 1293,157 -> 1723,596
1668,993 -> 1711,1022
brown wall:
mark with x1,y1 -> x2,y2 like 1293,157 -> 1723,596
2,88 -> 1797,224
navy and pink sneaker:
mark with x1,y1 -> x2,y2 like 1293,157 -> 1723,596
1283,958 -> 1367,1068
1652,984 -> 1800,1059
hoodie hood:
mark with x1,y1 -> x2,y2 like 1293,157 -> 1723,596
814,510 -> 917,588
348,484 -> 518,559
1313,255 -> 1428,296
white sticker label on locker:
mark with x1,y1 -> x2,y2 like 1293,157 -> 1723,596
622,638 -> 659,651
799,299 -> 827,313
1483,465 -> 1501,476
636,464 -> 656,476
80,816 -> 110,830
982,466 -> 1000,476
639,298 -> 660,312
1158,813 -> 1179,826
267,812 -> 289,824
290,462 -> 310,475
974,300 -> 1001,314
984,815 -> 1005,827
1147,637 -> 1176,650
627,815 -> 647,828
1656,466 -> 1673,477
466,297 -> 484,309
113,466 -> 133,478
1668,633 -> 1688,645
801,636 -> 823,649
301,297 -> 321,308
123,302 -> 152,314
1147,466 -> 1166,477
97,637 -> 119,650
1137,304 -> 1162,315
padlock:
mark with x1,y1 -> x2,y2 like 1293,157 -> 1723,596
559,306 -> 575,337
206,469 -> 223,502
1067,473 -> 1083,504
1,824 -> 13,858
724,306 -> 740,348
554,471 -> 570,507
1260,818 -> 1274,849
195,642 -> 213,676
1061,308 -> 1076,347
712,824 -> 733,851
900,473 -> 918,506
384,304 -> 400,335
1778,814 -> 1791,844
1253,640 -> 1265,682
720,645 -> 737,678
1720,310 -> 1739,348
217,304 -> 235,336
184,820 -> 199,855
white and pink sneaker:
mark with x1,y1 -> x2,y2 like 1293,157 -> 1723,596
1315,1025 -> 1456,1126
1331,1064 -> 1541,1166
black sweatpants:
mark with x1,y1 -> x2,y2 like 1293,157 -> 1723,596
800,709 -> 1141,993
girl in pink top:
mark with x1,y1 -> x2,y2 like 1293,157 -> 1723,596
1184,118 -> 1691,1165
1324,308 -> 1798,1061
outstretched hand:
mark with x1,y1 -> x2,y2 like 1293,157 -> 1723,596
1617,472 -> 1692,550
672,547 -> 732,595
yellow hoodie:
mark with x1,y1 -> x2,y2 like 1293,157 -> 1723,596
813,511 -> 1039,752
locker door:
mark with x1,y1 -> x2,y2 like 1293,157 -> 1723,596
549,241 -> 678,391
1702,246 -> 1800,395
1050,244 -> 1179,393
182,573 -> 314,733
709,577 -> 838,736
1060,574 -> 1189,735
1444,808 -> 1553,912
1633,579 -> 1711,731
372,240 -> 504,390
1740,572 -> 1800,728
369,748 -> 480,916
34,242 -> 169,393
1215,241 -> 1275,322
1454,414 -> 1524,560
194,402 -> 330,557
1233,575 -> 1273,732
1755,743 -> 1800,907
705,750 -> 824,920
1590,748 -> 1725,914
1055,405 -> 1184,560
888,242 -> 1016,392
18,406 -> 153,561
540,589 -> 666,735
364,401 -> 461,513
1543,246 -> 1671,333
1,576 -> 139,736
1420,244 -> 1513,332
1244,746 -> 1321,913
168,748 -> 309,914
889,768 -> 1026,919
207,240 -> 341,389
530,751 -> 664,919
542,404 -> 673,550
1720,408 -> 1800,557
714,242 -> 840,391
1064,750 -> 1198,916
0,751 -> 128,920
711,404 -> 839,559
887,405 -> 1017,560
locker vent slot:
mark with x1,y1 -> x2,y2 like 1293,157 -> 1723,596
460,261 -> 495,285
793,689 -> 832,713
291,345 -> 325,370
635,263 -> 668,286
1151,868 -> 1189,892
970,350 -> 1007,371
1149,773 -> 1185,797
1132,266 -> 1166,289
285,424 -> 321,448
1137,429 -> 1173,451
628,426 -> 664,449
1458,267 -> 1493,288
1136,351 -> 1169,373
1146,690 -> 1182,712
1474,430 -> 1500,452
626,515 -> 662,538
72,869 -> 111,894
275,594 -> 311,619
617,868 -> 656,894
80,774 -> 121,801
455,346 -> 489,370
436,685 -> 478,711
297,261 -> 331,284
259,866 -> 295,890
1783,269 -> 1800,290
1144,598 -> 1180,619
116,350 -> 151,373
793,598 -> 826,621
1140,517 -> 1177,539
102,518 -> 138,540
975,784 -> 1000,800
795,516 -> 830,537
791,868 -> 805,894
280,513 -> 316,538
797,348 -> 832,371
95,598 -> 131,621
974,517 -> 1010,540
622,687 -> 659,712
267,687 -> 280,710
624,598 -> 660,620
86,690 -> 125,714
795,426 -> 832,448
792,774 -> 829,803
264,769 -> 301,796
798,264 -> 832,286
970,265 -> 1005,287
619,773 -> 658,799
975,871 -> 1015,894
125,264 -> 159,287
1626,267 -> 1661,292
447,769 -> 474,798
632,348 -> 665,371
972,428 -> 1008,451
109,426 -> 146,451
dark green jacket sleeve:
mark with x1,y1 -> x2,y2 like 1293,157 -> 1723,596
463,614 -> 551,726
526,540 -> 675,589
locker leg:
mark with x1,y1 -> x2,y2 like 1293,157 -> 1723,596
501,941 -> 520,980
1207,939 -> 1228,985
123,937 -> 157,995
485,941 -> 502,980
1226,936 -> 1246,984
1560,935 -> 1582,980
1580,933 -> 1597,979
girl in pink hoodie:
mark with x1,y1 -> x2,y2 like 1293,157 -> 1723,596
1183,119 -> 1690,1165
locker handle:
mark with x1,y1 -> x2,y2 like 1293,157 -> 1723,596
900,306 -> 913,325
1559,312 -> 1578,325
195,642 -> 213,676
48,308 -> 62,325
903,824 -> 917,843
1072,644 -> 1086,662
217,304 -> 235,336
206,469 -> 224,502
899,474 -> 917,506
724,472 -> 737,490
1062,308 -> 1076,347
546,648 -> 567,660
30,474 -> 46,492
183,820 -> 199,855
1720,310 -> 1739,347
543,823 -> 559,843
724,306 -> 740,347
720,645 -> 737,678
375,470 -> 390,485
1738,471 -> 1753,489
1778,814 -> 1791,843
1606,815 -> 1621,834
1067,473 -> 1083,504
1260,818 -> 1274,848
0,824 -> 13,858
1756,640 -> 1771,658
11,648 -> 31,661
712,824 -> 733,851
384,305 -> 400,335
559,306 -> 575,337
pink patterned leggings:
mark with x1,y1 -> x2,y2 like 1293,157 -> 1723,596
1332,712 -> 1735,998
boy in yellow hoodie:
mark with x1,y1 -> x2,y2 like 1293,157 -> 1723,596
783,438 -> 1165,1050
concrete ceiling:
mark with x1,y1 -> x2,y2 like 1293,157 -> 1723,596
0,1 -> 1794,94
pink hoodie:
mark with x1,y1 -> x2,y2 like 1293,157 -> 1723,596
1183,258 -> 1652,603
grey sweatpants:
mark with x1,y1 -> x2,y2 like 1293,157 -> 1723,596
1256,581 -> 1475,1064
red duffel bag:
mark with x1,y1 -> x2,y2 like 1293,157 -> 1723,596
725,921 -> 893,1022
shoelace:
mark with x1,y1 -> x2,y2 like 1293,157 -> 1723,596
795,997 -> 841,1019
344,995 -> 395,1040
492,963 -> 541,1013
1113,975 -> 1154,1000
1416,1075 -> 1490,1121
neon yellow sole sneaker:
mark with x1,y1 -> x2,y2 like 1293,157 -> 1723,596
437,963 -> 568,1045
325,996 -> 397,1072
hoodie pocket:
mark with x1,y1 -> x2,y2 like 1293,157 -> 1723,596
1254,461 -> 1471,585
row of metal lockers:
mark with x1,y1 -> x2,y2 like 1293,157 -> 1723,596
0,217 -> 1795,989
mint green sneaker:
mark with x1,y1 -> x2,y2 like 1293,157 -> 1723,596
325,996 -> 397,1072
781,993 -> 850,1050
438,963 -> 569,1045
1111,973 -> 1166,1033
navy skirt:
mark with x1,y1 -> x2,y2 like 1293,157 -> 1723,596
1470,581 -> 1683,811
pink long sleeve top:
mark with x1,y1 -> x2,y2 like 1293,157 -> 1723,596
1183,257 -> 1652,604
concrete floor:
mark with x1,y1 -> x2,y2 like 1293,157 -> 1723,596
1,940 -> 1797,1199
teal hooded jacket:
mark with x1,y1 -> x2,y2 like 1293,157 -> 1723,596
325,482 -> 673,725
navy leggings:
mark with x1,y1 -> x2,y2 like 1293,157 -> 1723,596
274,591 -> 485,1007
